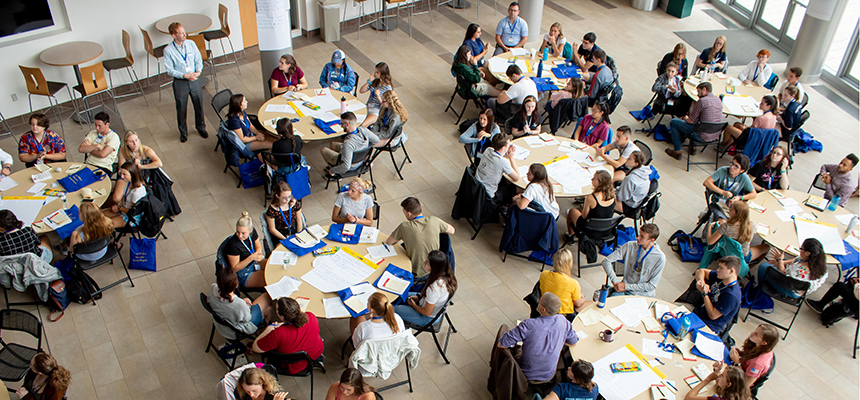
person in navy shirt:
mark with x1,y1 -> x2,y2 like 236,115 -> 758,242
545,359 -> 600,400
494,2 -> 528,56
462,23 -> 499,85
777,85 -> 802,140
572,32 -> 601,75
693,256 -> 742,334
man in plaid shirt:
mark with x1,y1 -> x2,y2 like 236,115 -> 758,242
666,81 -> 723,160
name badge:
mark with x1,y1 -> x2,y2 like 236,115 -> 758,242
667,99 -> 674,106
185,65 -> 192,73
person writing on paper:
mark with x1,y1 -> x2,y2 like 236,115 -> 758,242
695,36 -> 728,73
509,95 -> 541,138
69,202 -> 113,261
325,368 -> 377,400
597,126 -> 640,181
270,118 -> 305,170
757,238 -> 828,298
539,249 -> 592,320
18,113 -> 65,168
738,49 -> 773,87
727,324 -> 779,390
720,95 -> 778,151
0,210 -> 53,264
601,224 -> 665,297
208,268 -> 273,336
459,108 -> 501,161
385,197 -> 455,277
513,163 -> 560,219
117,130 -> 162,182
615,151 -> 652,215
818,153 -> 858,208
705,201 -> 756,263
332,178 -> 374,227
777,67 -> 805,110
452,45 -> 502,99
494,2 -> 528,56
564,170 -> 615,241
394,250 -> 457,326
703,154 -> 757,207
489,65 -> 538,121
234,368 -> 289,400
252,297 -> 324,374
358,62 -> 393,127
226,211 -> 269,289
266,181 -> 303,240
692,256 -> 742,334
497,292 -> 579,381
227,94 -> 274,158
15,353 -> 71,400
544,359 -> 600,400
270,54 -> 308,96
78,112 -> 120,175
351,292 -> 405,348
475,134 -> 520,205
322,112 -> 379,177
748,146 -> 790,192
684,363 -> 751,400
319,50 -> 356,94
573,102 -> 609,148
370,90 -> 409,147
103,162 -> 147,228
539,22 -> 567,58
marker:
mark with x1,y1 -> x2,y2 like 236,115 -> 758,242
627,329 -> 641,334
383,278 -> 390,286
811,211 -> 819,218
613,325 -> 623,334
654,358 -> 665,365
377,258 -> 386,266
665,381 -> 678,392
383,243 -> 391,251
648,301 -> 656,310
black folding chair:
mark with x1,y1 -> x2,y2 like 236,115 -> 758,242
743,267 -> 811,339
261,351 -> 326,400
564,215 -> 624,277
211,88 -> 233,152
634,140 -> 653,165
200,293 -> 256,369
72,233 -> 133,305
807,172 -> 827,193
323,147 -> 380,200
686,121 -> 728,172
371,124 -> 412,180
0,309 -> 43,387
402,293 -> 457,364
444,71 -> 485,125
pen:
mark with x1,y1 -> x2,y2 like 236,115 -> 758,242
311,128 -> 317,134
376,258 -> 385,265
627,329 -> 641,334
811,211 -> 819,218
648,301 -> 655,310
665,381 -> 677,391
654,358 -> 665,365
613,325 -> 623,333
383,243 -> 391,251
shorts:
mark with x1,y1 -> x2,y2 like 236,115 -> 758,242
236,264 -> 256,287
38,246 -> 53,264
321,143 -> 342,167
473,82 -> 495,96
121,213 -> 143,226
617,165 -> 630,175
622,201 -> 636,216
249,304 -> 264,326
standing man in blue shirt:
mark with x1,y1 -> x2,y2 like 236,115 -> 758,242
163,22 -> 207,143
494,2 -> 528,56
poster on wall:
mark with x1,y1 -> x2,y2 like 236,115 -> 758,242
0,0 -> 55,39
257,0 -> 292,51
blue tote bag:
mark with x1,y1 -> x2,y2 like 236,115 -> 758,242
129,237 -> 157,271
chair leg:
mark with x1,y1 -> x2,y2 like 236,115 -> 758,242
407,363 -> 413,392
310,367 -> 314,400
443,91 -> 457,114
577,247 -> 581,278
389,150 -> 404,180
854,318 -> 858,359
456,98 -> 468,125
206,324 -> 216,353
227,38 -> 241,74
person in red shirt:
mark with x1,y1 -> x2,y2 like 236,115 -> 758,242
728,324 -> 778,389
252,297 -> 324,374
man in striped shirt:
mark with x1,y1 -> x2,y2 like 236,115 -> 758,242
666,82 -> 723,160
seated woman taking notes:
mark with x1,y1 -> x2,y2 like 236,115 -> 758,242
265,181 -> 303,240
351,292 -> 405,348
332,179 -> 374,227
513,163 -> 559,219
394,250 -> 457,327
103,161 -> 147,228
226,94 -> 273,158
565,170 -> 615,241
0,210 -> 53,264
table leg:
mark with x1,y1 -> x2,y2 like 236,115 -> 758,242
371,0 -> 398,30
70,64 -> 96,125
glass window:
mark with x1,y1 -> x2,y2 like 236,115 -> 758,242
786,3 -> 807,39
824,0 -> 859,73
760,0 -> 791,31
848,46 -> 860,82
734,0 -> 756,14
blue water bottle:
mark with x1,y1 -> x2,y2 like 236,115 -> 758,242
827,196 -> 840,211
537,59 -> 543,78
597,285 -> 608,309
542,47 -> 549,61
679,315 -> 691,338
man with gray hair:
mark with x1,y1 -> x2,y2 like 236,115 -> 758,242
497,292 -> 580,381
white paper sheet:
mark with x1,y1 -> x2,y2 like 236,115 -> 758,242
845,234 -> 860,249
523,136 -> 546,148
345,99 -> 366,112
1,198 -> 45,225
511,144 -> 530,160
721,95 -> 762,117
592,346 -> 662,400
625,298 -> 649,312
583,158 -> 608,167
777,197 -> 798,207
359,227 -> 379,244
265,276 -> 302,299
309,94 -> 343,113
654,303 -> 671,320
0,177 -> 18,191
795,218 -> 846,255
642,338 -> 675,358
26,183 -> 46,194
268,250 -> 298,266
575,330 -> 589,340
301,249 -> 377,292
611,303 -> 647,328
836,214 -> 857,226
323,297 -> 351,318
509,48 -> 529,56
265,104 -> 293,113
577,309 -> 603,326
545,158 -> 591,194
774,210 -> 796,222
343,282 -> 375,313
694,333 -> 726,361
367,244 -> 397,259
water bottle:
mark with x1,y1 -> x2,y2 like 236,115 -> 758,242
340,96 -> 347,114
828,196 -> 841,211
537,59 -> 543,78
847,215 -> 858,233
597,284 -> 608,309
679,315 -> 691,338
542,47 -> 549,61
61,194 -> 69,210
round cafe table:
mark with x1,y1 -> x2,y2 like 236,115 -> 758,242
488,51 -> 569,87
155,13 -> 213,34
507,136 -> 614,198
682,77 -> 772,119
257,88 -> 366,142
2,163 -> 112,234
570,296 -> 717,400
39,41 -> 104,86
264,231 -> 410,318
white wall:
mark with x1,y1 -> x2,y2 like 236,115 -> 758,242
301,0 -> 421,33
0,0 -> 243,119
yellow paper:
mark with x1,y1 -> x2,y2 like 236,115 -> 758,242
755,223 -> 769,237
343,296 -> 366,313
383,278 -> 408,293
642,316 -> 662,333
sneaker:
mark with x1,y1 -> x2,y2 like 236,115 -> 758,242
806,298 -> 825,313
664,149 -> 682,160
235,354 -> 248,366
562,233 -> 575,244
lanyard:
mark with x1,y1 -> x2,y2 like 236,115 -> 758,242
413,216 -> 424,220
347,129 -> 358,135
382,110 -> 390,126
174,42 -> 188,62
240,235 -> 255,255
122,182 -> 130,204
331,67 -> 343,84
371,316 -> 383,320
33,133 -> 46,154
494,150 -> 503,158
634,245 -> 655,272
508,17 -> 517,33
585,118 -> 600,138
278,205 -> 293,230
241,113 -> 251,130
752,65 -> 760,82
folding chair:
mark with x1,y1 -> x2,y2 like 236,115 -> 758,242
686,121 -> 727,172
807,173 -> 827,193
563,215 -> 624,277
0,309 -> 43,385
323,147 -> 380,200
444,71 -> 485,125
371,124 -> 412,180
200,292 -> 256,369
261,351 -> 326,400
743,267 -> 811,339
211,88 -> 234,152
72,233 -> 133,305
402,293 -> 457,364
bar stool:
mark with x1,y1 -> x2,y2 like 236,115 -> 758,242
202,3 -> 241,75
18,65 -> 79,140
138,26 -> 169,101
72,61 -> 122,131
342,0 -> 374,39
188,34 -> 218,92
381,0 -> 413,39
102,30 -> 149,106
0,111 -> 13,139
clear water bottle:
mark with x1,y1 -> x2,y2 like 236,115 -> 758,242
828,196 -> 841,211
340,96 -> 347,114
679,315 -> 691,338
61,194 -> 69,210
847,215 -> 858,233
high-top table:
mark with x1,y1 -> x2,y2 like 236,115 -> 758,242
40,41 -> 104,86
155,13 -> 213,34
256,88 -> 366,141
506,136 -> 614,198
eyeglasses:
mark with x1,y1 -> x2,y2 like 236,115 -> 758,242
730,163 -> 741,169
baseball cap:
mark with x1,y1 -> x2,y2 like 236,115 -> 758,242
332,50 -> 345,64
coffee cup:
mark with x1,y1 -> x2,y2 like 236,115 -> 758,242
80,188 -> 93,200
598,329 -> 613,343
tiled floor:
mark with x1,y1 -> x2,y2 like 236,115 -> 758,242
1,1 -> 858,399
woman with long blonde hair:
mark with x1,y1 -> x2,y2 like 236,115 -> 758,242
539,22 -> 567,57
706,200 -> 758,262
370,90 -> 409,147
539,249 -> 592,320
16,353 -> 71,400
117,130 -> 162,177
695,36 -> 728,72
235,367 -> 288,400
351,292 -> 405,348
565,170 -> 616,240
70,202 -> 115,261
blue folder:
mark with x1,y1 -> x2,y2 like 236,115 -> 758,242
54,205 -> 82,240
373,263 -> 414,302
531,77 -> 557,92
551,65 -> 581,80
337,284 -> 372,318
690,330 -> 732,363
280,236 -> 327,257
325,223 -> 363,244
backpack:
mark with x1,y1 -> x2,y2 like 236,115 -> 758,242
667,229 -> 705,262
606,82 -> 623,114
740,282 -> 774,313
129,191 -> 168,238
65,264 -> 102,304
641,191 -> 662,221
458,118 -> 477,134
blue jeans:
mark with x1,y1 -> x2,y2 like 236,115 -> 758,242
236,264 -> 256,288
394,304 -> 436,327
249,304 -> 264,326
756,264 -> 799,298
609,290 -> 632,297
669,118 -> 703,151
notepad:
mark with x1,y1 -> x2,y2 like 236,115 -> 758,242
296,297 -> 310,312
755,223 -> 770,237
600,314 -> 623,331
0,177 -> 18,191
748,202 -> 766,213
343,295 -> 367,313
30,171 -> 51,182
376,271 -> 409,294
322,297 -> 351,318
805,195 -> 828,211
538,133 -> 559,145
684,375 -> 701,388
342,223 -> 357,236
295,230 -> 319,244
675,339 -> 697,361
577,309 -> 603,326
642,316 -> 662,333
367,244 -> 397,259
34,163 -> 51,173
26,183 -> 46,194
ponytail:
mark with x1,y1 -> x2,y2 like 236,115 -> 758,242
368,292 -> 399,334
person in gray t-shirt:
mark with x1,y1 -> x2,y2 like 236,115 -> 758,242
332,178 -> 375,226
475,134 -> 520,201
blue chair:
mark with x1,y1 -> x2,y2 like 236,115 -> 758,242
764,72 -> 779,91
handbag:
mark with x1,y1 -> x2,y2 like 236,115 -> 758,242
239,159 -> 265,188
57,167 -> 105,193
129,237 -> 157,271
48,280 -> 70,322
284,166 -> 311,200
740,282 -> 774,313
600,225 -> 636,256
667,229 -> 705,262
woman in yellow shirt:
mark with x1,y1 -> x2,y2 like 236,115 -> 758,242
539,249 -> 593,320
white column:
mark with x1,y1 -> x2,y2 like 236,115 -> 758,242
257,0 -> 293,97
786,0 -> 850,82
518,0 -> 544,43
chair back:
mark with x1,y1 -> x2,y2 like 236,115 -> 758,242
261,152 -> 301,172
79,62 -> 110,96
215,235 -> 232,273
764,73 -> 779,91
0,309 -> 42,343
218,3 -> 231,35
580,215 -> 624,242
261,351 -> 315,376
72,235 -> 112,257
503,117 -> 515,135
454,72 -> 477,100
259,210 -> 275,257
372,201 -> 380,227
199,292 -> 248,340
808,173 -> 827,193
693,121 -> 728,142
121,30 -> 134,64
763,266 -> 811,304
634,140 -> 652,165
439,233 -> 455,272
19,66 -> 51,96
800,93 -> 809,109
139,26 -> 156,56
353,71 -> 360,96
188,35 -> 209,61
212,89 -> 234,122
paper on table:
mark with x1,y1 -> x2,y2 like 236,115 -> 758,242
674,339 -> 697,360
359,227 -> 379,244
783,205 -> 804,214
777,197 -> 798,207
65,164 -> 85,174
670,305 -> 691,315
377,271 -> 409,294
799,212 -> 816,221
511,144 -> 530,160
575,330 -> 588,340
1,198 -> 44,225
592,346 -> 662,400
367,244 -> 397,259
845,235 -> 860,250
296,297 -> 310,312
488,57 -> 512,73
26,183 -> 47,194
564,150 -> 591,163
795,218 -> 846,255
343,296 -> 367,313
265,104 -> 293,113
600,314 -> 623,330
774,210 -> 796,222
755,223 -> 769,237
611,303 -> 643,328
265,276 -> 302,299
523,136 -> 546,148
309,95 -> 342,113
509,48 -> 529,56
322,297 -> 351,318
836,214 -> 858,226
302,249 -> 378,292
538,133 -> 559,145
642,316 -> 662,333
642,338 -> 675,358
694,333 -> 726,361
582,158 -> 607,167
268,250 -> 298,266
314,88 -> 331,96
0,177 -> 18,191
517,165 -> 530,183
577,309 -> 603,326
654,303 -> 671,319
625,297 -> 649,312
345,99 -> 366,112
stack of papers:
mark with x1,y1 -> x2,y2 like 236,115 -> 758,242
537,133 -> 559,145
323,297 -> 351,318
523,136 -> 546,148
268,250 -> 298,266
31,171 -> 52,182
600,314 -> 623,331
511,144 -> 530,160
42,210 -> 72,230
0,177 -> 18,191
577,309 -> 603,326
359,226 -> 379,244
265,276 -> 302,299
694,333 -> 726,361
367,244 -> 397,259
376,271 -> 410,294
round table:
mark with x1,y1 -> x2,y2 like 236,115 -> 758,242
40,41 -> 104,87
489,51 -> 569,87
507,136 -> 614,197
748,189 -> 854,266
3,163 -> 112,234
264,231 -> 410,318
683,77 -> 772,119
570,296 -> 717,400
257,88 -> 367,142
155,13 -> 213,34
